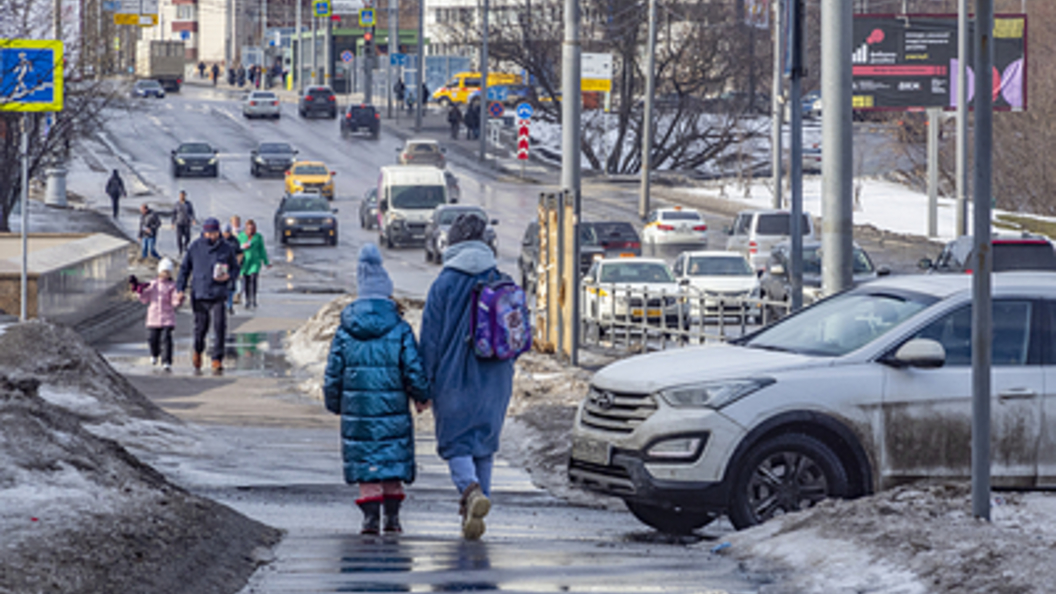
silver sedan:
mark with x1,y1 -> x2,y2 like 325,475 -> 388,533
242,91 -> 281,119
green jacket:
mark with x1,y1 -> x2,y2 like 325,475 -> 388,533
238,231 -> 270,276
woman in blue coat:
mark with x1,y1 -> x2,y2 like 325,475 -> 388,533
324,244 -> 429,534
419,214 -> 516,540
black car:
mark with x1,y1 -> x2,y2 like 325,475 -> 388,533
919,233 -> 1056,273
274,193 -> 339,246
359,188 -> 378,230
518,222 -> 605,293
132,79 -> 165,99
340,104 -> 380,139
299,85 -> 337,119
250,142 -> 297,177
424,205 -> 498,263
171,142 -> 219,178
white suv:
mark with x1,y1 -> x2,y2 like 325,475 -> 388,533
569,273 -> 1056,534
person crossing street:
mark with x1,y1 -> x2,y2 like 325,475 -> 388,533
171,190 -> 197,255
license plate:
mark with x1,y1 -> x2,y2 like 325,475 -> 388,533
300,226 -> 319,232
572,435 -> 611,466
190,166 -> 203,171
631,308 -> 664,317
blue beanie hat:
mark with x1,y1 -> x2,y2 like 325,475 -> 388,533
357,243 -> 394,300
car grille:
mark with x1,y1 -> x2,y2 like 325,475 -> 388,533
568,459 -> 635,495
580,387 -> 657,434
407,222 -> 427,234
627,296 -> 678,308
302,183 -> 325,192
295,217 -> 327,225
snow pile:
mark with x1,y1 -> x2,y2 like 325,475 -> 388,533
721,482 -> 1056,594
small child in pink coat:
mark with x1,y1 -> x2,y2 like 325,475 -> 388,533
131,258 -> 183,372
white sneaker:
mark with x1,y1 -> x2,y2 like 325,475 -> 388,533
150,357 -> 159,366
163,364 -> 172,373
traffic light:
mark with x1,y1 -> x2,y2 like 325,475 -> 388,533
364,28 -> 374,56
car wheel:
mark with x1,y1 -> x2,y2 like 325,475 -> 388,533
728,433 -> 850,530
330,110 -> 337,119
359,213 -> 366,229
251,163 -> 258,177
212,166 -> 219,178
341,128 -> 348,139
625,501 -> 716,535
439,97 -> 451,108
425,247 -> 433,263
385,233 -> 394,249
329,234 -> 338,246
172,166 -> 180,178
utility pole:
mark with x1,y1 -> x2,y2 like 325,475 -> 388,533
325,13 -> 332,85
311,14 -> 318,83
262,0 -> 267,55
637,0 -> 656,220
20,115 -> 28,321
955,0 -> 969,236
788,0 -> 803,312
820,0 -> 853,296
771,0 -> 784,209
387,0 -> 397,118
415,0 -> 424,130
478,0 -> 489,159
927,107 -> 939,237
562,0 -> 581,364
295,0 -> 302,90
971,0 -> 995,524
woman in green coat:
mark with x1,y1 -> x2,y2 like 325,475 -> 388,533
238,219 -> 270,309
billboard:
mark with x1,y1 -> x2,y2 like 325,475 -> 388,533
852,14 -> 1027,111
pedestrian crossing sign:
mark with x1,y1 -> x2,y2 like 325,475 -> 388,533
313,0 -> 331,18
359,8 -> 375,27
0,39 -> 64,112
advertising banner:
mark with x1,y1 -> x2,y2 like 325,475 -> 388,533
852,14 -> 1027,111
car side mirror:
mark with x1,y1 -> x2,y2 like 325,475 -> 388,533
679,278 -> 690,286
250,149 -> 257,155
490,219 -> 499,226
769,263 -> 786,276
331,171 -> 337,176
877,266 -> 891,277
441,148 -> 447,153
379,198 -> 388,211
213,149 -> 219,154
171,150 -> 176,156
395,147 -> 401,152
723,225 -> 732,235
890,338 -> 946,369
332,208 -> 339,214
918,258 -> 933,270
293,150 -> 299,154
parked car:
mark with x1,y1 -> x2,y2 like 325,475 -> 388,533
642,207 -> 708,250
340,103 -> 380,139
377,165 -> 448,248
242,90 -> 281,119
359,187 -> 379,230
298,85 -> 337,119
444,170 -> 461,203
671,251 -> 760,319
274,193 -> 338,246
518,222 -> 606,294
284,161 -> 336,200
397,139 -> 447,169
582,221 -> 643,259
131,79 -> 165,99
171,142 -> 218,178
725,209 -> 816,272
919,233 -> 1056,274
759,240 -> 889,318
569,272 -> 1056,534
424,205 -> 498,263
250,142 -> 297,177
581,258 -> 686,329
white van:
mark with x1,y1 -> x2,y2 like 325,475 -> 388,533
377,165 -> 449,248
725,209 -> 817,272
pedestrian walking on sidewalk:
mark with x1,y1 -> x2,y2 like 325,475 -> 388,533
447,105 -> 462,140
211,63 -> 219,86
105,169 -> 126,218
131,258 -> 182,372
419,214 -> 517,540
229,215 -> 243,303
221,224 -> 243,314
395,79 -> 406,107
172,190 -> 197,255
324,244 -> 429,535
464,102 -> 480,141
176,217 -> 240,375
139,203 -> 162,260
238,219 -> 270,309
197,61 -> 206,78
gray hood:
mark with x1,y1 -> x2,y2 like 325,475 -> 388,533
443,240 -> 496,274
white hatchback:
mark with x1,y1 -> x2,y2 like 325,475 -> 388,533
569,273 -> 1056,534
243,91 -> 281,119
642,207 -> 708,248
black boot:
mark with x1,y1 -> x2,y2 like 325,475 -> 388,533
358,500 -> 381,535
383,497 -> 403,533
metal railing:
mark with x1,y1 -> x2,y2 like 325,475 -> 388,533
576,282 -> 791,353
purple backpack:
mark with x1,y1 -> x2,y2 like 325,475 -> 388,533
470,274 -> 532,360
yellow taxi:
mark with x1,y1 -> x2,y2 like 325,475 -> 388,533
432,72 -> 522,106
285,161 -> 336,200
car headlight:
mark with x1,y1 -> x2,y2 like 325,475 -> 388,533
291,181 -> 303,189
803,286 -> 824,302
324,218 -> 335,226
254,156 -> 265,163
646,436 -> 707,460
658,378 -> 775,409
285,217 -> 297,225
175,158 -> 186,165
208,157 -> 218,165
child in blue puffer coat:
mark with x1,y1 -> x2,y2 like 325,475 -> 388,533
324,244 -> 430,534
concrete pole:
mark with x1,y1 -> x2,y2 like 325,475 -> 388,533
262,0 -> 267,52
971,0 -> 994,523
311,14 -> 317,83
325,15 -> 332,85
388,0 -> 397,118
788,0 -> 803,312
478,0 -> 489,159
955,0 -> 969,236
20,114 -> 28,321
927,106 -> 939,237
54,0 -> 61,39
638,0 -> 656,221
295,0 -> 301,90
820,0 -> 853,296
562,0 -> 581,364
415,0 -> 424,130
771,0 -> 784,210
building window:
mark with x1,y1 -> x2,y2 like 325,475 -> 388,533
176,4 -> 196,20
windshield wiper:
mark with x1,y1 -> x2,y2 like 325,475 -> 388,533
746,343 -> 792,353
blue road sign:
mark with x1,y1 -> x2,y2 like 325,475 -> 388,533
389,53 -> 407,67
180,31 -> 190,40
488,101 -> 504,118
102,0 -> 120,10
486,86 -> 508,102
0,40 -> 64,112
516,102 -> 533,119
313,0 -> 330,18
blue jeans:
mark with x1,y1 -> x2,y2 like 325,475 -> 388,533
448,455 -> 494,497
141,236 -> 160,259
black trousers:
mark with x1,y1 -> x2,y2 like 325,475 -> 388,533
176,224 -> 191,254
147,326 -> 174,365
243,273 -> 259,307
192,297 -> 227,361
110,195 -> 119,218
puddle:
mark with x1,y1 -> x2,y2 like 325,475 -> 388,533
102,330 -> 299,379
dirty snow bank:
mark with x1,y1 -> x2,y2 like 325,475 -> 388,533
719,482 -> 1056,594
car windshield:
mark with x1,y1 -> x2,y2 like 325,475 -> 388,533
438,208 -> 485,225
756,213 -> 812,236
251,92 -> 275,99
308,88 -> 332,96
259,143 -> 292,154
391,185 -> 446,209
662,211 -> 702,221
600,262 -> 675,284
800,247 -> 874,275
993,242 -> 1056,271
138,80 -> 161,88
177,143 -> 211,154
285,198 -> 330,212
688,256 -> 753,276
590,222 -> 639,243
409,143 -> 438,153
293,164 -> 328,175
744,290 -> 936,357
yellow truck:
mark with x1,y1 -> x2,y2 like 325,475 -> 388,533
431,72 -> 523,106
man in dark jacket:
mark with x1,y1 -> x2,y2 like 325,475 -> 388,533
211,62 -> 220,86
105,169 -> 126,218
447,105 -> 462,140
419,214 -> 515,540
176,217 -> 240,375
171,190 -> 197,255
464,102 -> 480,140
139,203 -> 162,260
